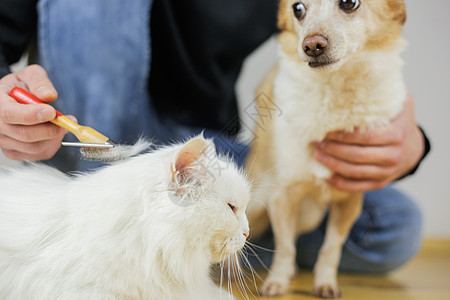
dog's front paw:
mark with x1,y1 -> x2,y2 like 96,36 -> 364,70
313,284 -> 341,299
259,274 -> 290,297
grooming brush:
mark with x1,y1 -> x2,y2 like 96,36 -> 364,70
8,87 -> 144,161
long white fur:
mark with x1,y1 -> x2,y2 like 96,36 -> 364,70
0,136 -> 251,300
80,139 -> 152,161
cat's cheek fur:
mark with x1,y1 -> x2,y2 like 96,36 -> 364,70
209,231 -> 245,263
204,208 -> 247,262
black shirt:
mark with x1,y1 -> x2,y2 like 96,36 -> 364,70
0,0 -> 38,77
149,0 -> 278,130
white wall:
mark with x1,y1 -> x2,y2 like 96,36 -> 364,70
236,1 -> 450,237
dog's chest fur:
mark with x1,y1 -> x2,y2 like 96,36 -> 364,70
272,43 -> 407,183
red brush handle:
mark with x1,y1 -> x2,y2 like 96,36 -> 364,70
8,87 -> 63,117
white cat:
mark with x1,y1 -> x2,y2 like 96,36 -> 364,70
0,135 -> 251,300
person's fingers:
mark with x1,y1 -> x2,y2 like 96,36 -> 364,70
313,150 -> 394,180
16,65 -> 58,103
2,148 -> 58,162
325,127 -> 402,146
327,174 -> 390,193
0,134 -> 49,154
314,141 -> 402,166
0,121 -> 65,143
0,67 -> 57,125
0,73 -> 27,94
0,134 -> 63,160
0,65 -> 63,162
0,101 -> 56,125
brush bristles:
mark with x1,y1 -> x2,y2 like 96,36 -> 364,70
80,139 -> 151,161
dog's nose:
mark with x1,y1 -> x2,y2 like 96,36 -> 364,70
303,35 -> 328,57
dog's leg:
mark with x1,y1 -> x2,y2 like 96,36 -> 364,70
313,192 -> 363,298
260,182 -> 306,297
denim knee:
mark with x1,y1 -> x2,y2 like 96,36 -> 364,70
339,187 -> 423,273
296,186 -> 423,273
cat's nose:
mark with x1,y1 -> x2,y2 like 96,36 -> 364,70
243,230 -> 249,239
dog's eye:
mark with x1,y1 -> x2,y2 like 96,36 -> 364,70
339,0 -> 360,12
292,2 -> 306,20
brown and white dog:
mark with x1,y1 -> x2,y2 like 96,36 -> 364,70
245,0 -> 407,298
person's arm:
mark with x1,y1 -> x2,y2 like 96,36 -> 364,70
313,95 -> 430,192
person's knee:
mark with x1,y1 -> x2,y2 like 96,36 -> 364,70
373,199 -> 422,273
340,187 -> 423,273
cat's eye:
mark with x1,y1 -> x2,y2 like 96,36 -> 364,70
339,0 -> 360,12
292,2 -> 306,20
228,203 -> 237,214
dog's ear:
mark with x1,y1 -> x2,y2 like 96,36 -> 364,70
278,0 -> 295,31
387,0 -> 407,25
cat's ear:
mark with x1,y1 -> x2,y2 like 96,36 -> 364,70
169,135 -> 216,203
174,136 -> 208,171
170,134 -> 215,184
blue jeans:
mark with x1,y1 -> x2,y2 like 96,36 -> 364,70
247,186 -> 423,273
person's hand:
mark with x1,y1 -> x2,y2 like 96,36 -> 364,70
313,95 -> 425,192
0,64 -> 66,161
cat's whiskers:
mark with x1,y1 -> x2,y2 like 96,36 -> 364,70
245,241 -> 275,254
247,164 -> 280,188
230,254 -> 245,299
246,167 -> 280,212
219,247 -> 227,300
240,245 -> 265,283
232,251 -> 252,300
218,243 -> 261,300
243,241 -> 272,273
238,245 -> 263,299
244,153 -> 258,177
217,242 -> 235,299
227,248 -> 233,297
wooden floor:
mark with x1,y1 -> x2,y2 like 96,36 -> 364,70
230,239 -> 450,300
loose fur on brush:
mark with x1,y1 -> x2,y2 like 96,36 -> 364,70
0,136 -> 251,300
246,0 -> 408,298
